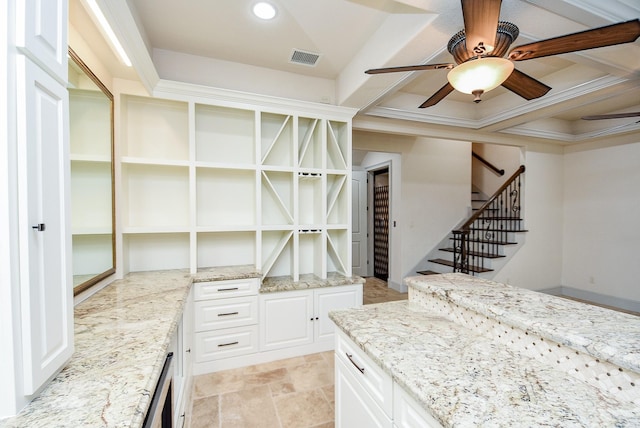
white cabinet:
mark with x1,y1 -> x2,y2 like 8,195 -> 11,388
16,0 -> 68,79
1,0 -> 72,415
335,329 -> 393,428
173,287 -> 194,428
117,92 -> 354,281
259,285 -> 362,352
16,55 -> 73,396
335,329 -> 444,428
259,290 -> 314,351
193,278 -> 260,374
336,357 -> 393,428
393,383 -> 443,428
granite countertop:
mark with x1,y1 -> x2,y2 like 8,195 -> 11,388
0,265 -> 363,427
260,272 -> 365,293
1,270 -> 193,428
405,273 -> 640,373
330,273 -> 640,427
193,264 -> 261,282
331,301 -> 640,427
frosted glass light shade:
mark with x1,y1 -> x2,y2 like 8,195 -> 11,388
447,57 -> 514,94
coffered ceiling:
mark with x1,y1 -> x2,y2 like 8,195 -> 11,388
75,0 -> 640,147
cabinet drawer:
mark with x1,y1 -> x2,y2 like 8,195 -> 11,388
393,382 -> 443,428
194,296 -> 258,331
195,325 -> 258,362
335,329 -> 393,417
193,278 -> 259,301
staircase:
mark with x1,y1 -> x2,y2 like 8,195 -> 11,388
419,165 -> 526,276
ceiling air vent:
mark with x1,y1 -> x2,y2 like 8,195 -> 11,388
290,49 -> 321,67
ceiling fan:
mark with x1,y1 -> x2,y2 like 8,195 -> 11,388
364,0 -> 640,108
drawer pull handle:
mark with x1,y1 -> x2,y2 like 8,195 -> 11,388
218,341 -> 239,347
218,287 -> 239,292
346,353 -> 365,374
218,311 -> 239,317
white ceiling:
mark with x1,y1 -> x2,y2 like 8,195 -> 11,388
74,0 -> 640,147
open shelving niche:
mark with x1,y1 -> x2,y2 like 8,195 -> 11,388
117,88 -> 355,282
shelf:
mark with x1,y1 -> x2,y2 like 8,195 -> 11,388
123,233 -> 190,272
197,231 -> 256,269
298,173 -> 323,226
299,231 -> 324,278
262,230 -> 294,278
70,154 -> 111,163
196,168 -> 256,227
261,113 -> 293,167
327,173 -> 348,225
121,156 -> 190,167
122,95 -> 189,161
261,171 -> 293,225
327,120 -> 348,170
298,117 -> 322,169
122,163 -> 190,229
327,229 -> 349,276
117,92 -> 353,279
195,104 -> 255,165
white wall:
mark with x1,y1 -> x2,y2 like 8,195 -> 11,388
561,142 -> 640,304
492,149 -> 564,291
471,142 -> 522,197
353,131 -> 470,291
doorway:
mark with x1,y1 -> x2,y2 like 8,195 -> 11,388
371,168 -> 389,281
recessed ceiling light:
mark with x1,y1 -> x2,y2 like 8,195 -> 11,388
253,2 -> 276,20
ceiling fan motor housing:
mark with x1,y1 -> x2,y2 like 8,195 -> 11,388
448,21 -> 520,64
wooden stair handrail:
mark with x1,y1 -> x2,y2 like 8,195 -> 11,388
455,165 -> 525,233
472,151 -> 505,176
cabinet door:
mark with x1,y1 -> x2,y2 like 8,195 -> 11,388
16,0 -> 67,80
16,57 -> 73,394
335,357 -> 393,428
259,290 -> 313,352
315,285 -> 361,343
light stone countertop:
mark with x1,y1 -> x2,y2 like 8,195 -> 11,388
0,266 -> 362,427
405,273 -> 640,373
260,272 -> 365,293
329,274 -> 640,427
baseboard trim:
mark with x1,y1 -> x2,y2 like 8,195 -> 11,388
539,286 -> 640,313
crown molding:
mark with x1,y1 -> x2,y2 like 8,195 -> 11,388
153,79 -> 358,120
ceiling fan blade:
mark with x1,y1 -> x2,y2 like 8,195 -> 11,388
365,63 -> 454,74
501,69 -> 551,100
582,112 -> 640,120
509,19 -> 640,61
461,0 -> 502,56
419,82 -> 454,108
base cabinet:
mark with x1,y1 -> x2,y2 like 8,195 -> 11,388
259,284 -> 362,352
335,329 -> 443,428
335,357 -> 392,428
193,278 -> 260,374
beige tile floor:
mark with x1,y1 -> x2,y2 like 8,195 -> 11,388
187,278 -> 405,428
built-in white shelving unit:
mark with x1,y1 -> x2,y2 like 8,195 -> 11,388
118,88 -> 355,281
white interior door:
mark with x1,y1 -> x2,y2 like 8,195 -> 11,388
17,57 -> 73,394
351,170 -> 367,276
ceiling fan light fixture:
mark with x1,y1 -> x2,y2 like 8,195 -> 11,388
447,57 -> 514,98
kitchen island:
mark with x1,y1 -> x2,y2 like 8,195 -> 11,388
330,273 -> 640,427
